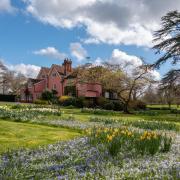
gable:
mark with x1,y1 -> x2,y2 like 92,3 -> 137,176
49,66 -> 62,79
37,67 -> 50,79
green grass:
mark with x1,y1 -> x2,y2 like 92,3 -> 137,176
147,104 -> 180,110
0,120 -> 80,154
0,102 -> 179,154
61,108 -> 180,123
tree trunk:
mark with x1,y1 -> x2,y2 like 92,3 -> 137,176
123,102 -> 130,114
168,102 -> 171,109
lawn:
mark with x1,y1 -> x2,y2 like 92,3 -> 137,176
147,104 -> 180,110
0,103 -> 179,179
0,120 -> 80,153
60,107 -> 180,123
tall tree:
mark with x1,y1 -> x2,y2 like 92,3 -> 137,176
153,10 -> 180,107
160,69 -> 180,108
116,65 -> 153,113
153,10 -> 180,68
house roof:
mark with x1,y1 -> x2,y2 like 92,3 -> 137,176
52,64 -> 64,74
41,67 -> 50,74
28,78 -> 42,84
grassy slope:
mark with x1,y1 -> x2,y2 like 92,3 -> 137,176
0,120 -> 80,153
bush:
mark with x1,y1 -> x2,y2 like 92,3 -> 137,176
130,100 -> 146,110
170,109 -> 180,114
96,97 -> 109,107
103,102 -> 114,110
59,96 -> 76,106
34,99 -> 49,105
112,101 -> 124,111
83,99 -> 94,108
75,97 -> 86,108
41,90 -> 53,101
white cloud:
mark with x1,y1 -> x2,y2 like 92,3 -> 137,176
94,57 -> 103,66
8,63 -> 41,78
70,42 -> 88,61
108,49 -> 160,80
0,0 -> 16,13
149,70 -> 161,81
24,0 -> 180,47
83,38 -> 100,44
33,47 -> 67,60
109,49 -> 142,67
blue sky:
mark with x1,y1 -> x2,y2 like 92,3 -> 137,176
0,0 -> 179,78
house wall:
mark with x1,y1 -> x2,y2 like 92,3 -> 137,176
33,79 -> 47,100
76,83 -> 102,97
48,67 -> 63,96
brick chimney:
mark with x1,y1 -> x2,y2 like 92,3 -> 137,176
63,58 -> 72,75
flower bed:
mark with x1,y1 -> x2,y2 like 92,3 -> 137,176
0,105 -> 179,179
86,127 -> 172,156
0,107 -> 61,122
0,136 -> 179,179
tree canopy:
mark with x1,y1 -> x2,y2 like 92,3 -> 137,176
153,10 -> 180,68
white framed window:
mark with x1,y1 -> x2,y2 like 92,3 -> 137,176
53,84 -> 56,90
105,92 -> 109,98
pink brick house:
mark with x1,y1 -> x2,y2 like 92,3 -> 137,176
20,59 -> 102,102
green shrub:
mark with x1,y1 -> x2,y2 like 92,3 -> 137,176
130,100 -> 146,110
82,99 -> 94,108
41,90 -> 53,101
148,106 -> 170,110
161,107 -> 171,110
75,97 -> 86,108
112,101 -> 124,111
103,102 -> 115,110
59,96 -> 76,106
96,97 -> 109,107
170,109 -> 180,114
34,99 -> 49,105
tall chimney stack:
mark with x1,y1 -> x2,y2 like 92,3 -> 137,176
63,58 -> 72,75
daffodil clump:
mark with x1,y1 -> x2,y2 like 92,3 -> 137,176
85,127 -> 172,156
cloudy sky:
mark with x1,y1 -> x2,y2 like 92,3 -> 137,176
0,0 -> 180,78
